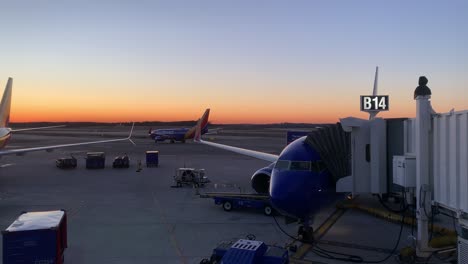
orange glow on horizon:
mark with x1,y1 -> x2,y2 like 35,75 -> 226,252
6,79 -> 465,124
10,105 -> 419,124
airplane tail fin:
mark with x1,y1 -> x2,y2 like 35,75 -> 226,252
0,78 -> 13,128
186,108 -> 210,140
194,119 -> 202,142
193,108 -> 210,141
198,108 -> 210,131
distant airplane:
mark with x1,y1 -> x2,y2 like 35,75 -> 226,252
148,108 -> 218,143
0,78 -> 134,156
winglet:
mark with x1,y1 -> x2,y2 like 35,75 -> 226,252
0,78 -> 13,127
127,122 -> 136,145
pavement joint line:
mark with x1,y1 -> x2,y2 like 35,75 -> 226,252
151,191 -> 187,264
293,207 -> 347,259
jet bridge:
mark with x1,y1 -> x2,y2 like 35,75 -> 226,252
333,84 -> 468,259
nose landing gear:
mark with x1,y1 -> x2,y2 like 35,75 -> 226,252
298,225 -> 314,244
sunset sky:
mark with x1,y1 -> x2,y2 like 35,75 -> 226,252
0,1 -> 467,124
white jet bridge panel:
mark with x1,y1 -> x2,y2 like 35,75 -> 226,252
433,110 -> 468,213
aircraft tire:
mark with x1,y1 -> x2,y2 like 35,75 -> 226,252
264,205 -> 273,216
223,201 -> 232,211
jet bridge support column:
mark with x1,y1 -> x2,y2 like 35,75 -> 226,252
415,95 -> 432,254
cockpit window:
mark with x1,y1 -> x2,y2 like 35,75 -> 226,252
275,160 -> 327,172
275,160 -> 290,169
290,161 -> 311,171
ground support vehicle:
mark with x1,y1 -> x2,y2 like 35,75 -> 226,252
56,156 -> 77,169
200,192 -> 275,216
113,155 -> 129,168
174,168 -> 210,187
200,239 -> 289,264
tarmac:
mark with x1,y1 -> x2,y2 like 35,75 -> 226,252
0,125 -> 457,263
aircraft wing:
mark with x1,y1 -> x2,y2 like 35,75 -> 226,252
11,125 -> 66,132
198,139 -> 278,162
194,121 -> 277,163
0,124 -> 135,156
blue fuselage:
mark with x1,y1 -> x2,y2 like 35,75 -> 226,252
151,128 -> 189,141
268,137 -> 334,220
150,127 -> 208,142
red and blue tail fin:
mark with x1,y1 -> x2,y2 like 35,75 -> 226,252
199,108 -> 210,131
186,108 -> 210,140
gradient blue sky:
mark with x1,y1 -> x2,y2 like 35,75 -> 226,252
0,1 -> 467,123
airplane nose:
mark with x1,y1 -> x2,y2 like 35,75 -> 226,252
269,169 -> 329,219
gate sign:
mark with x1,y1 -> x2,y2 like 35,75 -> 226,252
360,95 -> 389,111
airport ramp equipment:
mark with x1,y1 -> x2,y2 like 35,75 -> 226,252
86,152 -> 105,169
207,239 -> 288,264
200,192 -> 274,216
113,155 -> 130,168
174,168 -> 209,187
146,150 -> 159,167
305,123 -> 351,183
56,156 -> 77,169
2,210 -> 67,264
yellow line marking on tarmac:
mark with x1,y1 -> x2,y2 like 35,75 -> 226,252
293,208 -> 347,260
151,192 -> 187,264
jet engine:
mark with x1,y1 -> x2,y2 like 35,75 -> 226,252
251,163 -> 275,194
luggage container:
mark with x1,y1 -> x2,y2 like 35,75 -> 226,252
146,151 -> 159,167
86,152 -> 105,169
3,210 -> 67,264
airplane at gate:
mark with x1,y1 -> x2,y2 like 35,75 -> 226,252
0,78 -> 133,156
193,70 -> 379,241
194,122 -> 332,241
148,108 -> 212,143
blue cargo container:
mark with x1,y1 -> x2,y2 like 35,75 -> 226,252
146,151 -> 159,167
3,210 -> 67,264
286,131 -> 310,145
86,152 -> 105,169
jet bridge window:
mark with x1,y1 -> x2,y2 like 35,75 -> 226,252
290,161 -> 311,171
